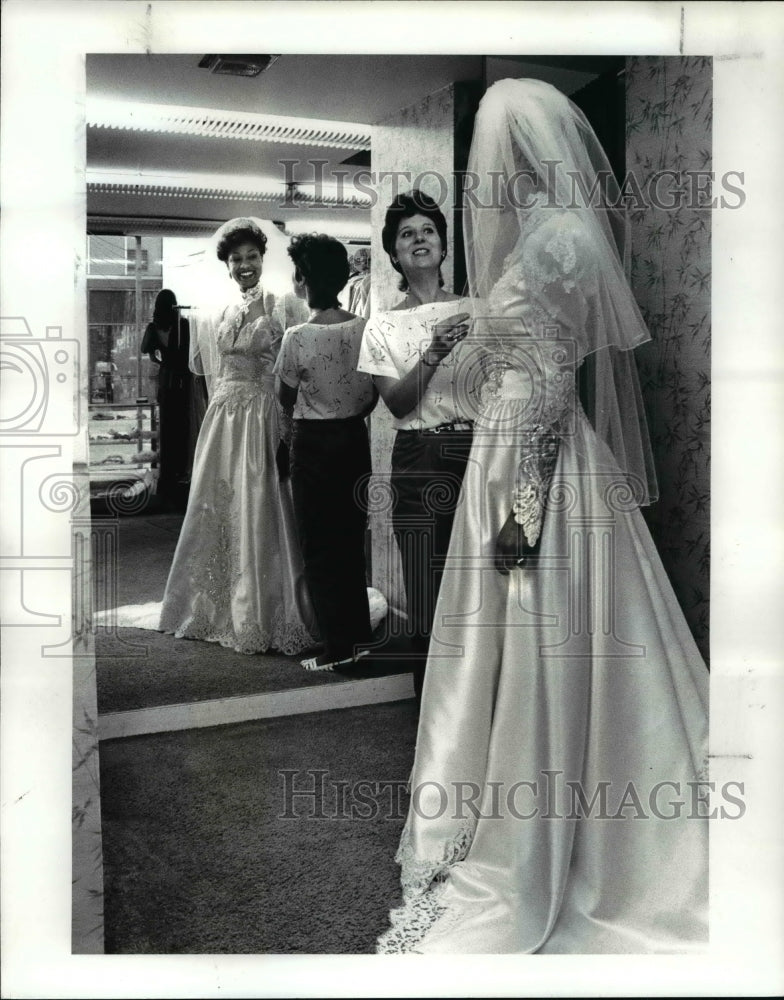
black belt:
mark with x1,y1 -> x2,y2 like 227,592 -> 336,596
293,414 -> 366,425
401,420 -> 474,436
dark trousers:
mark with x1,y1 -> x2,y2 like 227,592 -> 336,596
291,417 -> 372,662
391,427 -> 473,701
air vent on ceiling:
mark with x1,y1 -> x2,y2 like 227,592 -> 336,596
198,54 -> 279,78
341,149 -> 371,168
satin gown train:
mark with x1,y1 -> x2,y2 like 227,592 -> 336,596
378,211 -> 709,954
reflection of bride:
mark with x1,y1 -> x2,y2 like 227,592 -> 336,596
100,218 -> 387,655
107,218 -> 318,655
156,217 -> 318,654
378,80 -> 709,954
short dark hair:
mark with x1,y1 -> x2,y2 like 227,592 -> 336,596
287,233 -> 350,311
215,218 -> 268,262
381,190 -> 448,291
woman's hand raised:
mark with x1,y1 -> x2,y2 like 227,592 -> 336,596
423,312 -> 471,365
375,312 -> 472,421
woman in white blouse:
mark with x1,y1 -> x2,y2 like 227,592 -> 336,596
357,190 -> 476,703
276,234 -> 378,672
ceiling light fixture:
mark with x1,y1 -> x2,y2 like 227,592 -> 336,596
86,99 -> 371,151
86,168 -> 372,208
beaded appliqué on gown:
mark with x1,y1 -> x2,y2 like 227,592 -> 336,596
165,475 -> 313,655
512,360 -> 575,545
209,378 -> 270,413
483,218 -> 580,547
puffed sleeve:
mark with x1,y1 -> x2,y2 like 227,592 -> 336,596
509,214 -> 595,546
259,291 -> 284,356
269,319 -> 285,357
273,326 -> 300,388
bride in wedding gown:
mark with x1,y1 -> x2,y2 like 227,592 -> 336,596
102,218 -> 318,655
156,218 -> 319,654
377,79 -> 709,954
159,219 -> 315,654
100,218 -> 387,656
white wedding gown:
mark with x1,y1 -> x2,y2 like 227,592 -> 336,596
378,213 -> 709,954
97,298 -> 387,656
157,301 -> 318,654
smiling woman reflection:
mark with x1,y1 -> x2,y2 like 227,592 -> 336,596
357,191 -> 477,703
157,217 -> 317,655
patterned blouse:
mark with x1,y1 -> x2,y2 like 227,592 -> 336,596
274,316 -> 376,420
357,298 -> 477,431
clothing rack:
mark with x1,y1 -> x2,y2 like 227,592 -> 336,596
346,247 -> 371,318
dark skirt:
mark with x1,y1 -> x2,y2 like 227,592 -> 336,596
390,425 -> 474,699
291,416 -> 372,662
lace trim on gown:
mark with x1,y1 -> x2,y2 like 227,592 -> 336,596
514,423 -> 564,546
376,820 -> 474,954
209,379 -> 268,412
172,607 -> 314,657
482,329 -> 575,547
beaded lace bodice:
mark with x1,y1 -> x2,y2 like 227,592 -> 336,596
477,211 -> 592,546
209,306 -> 283,410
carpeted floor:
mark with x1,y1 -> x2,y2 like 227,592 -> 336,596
96,627 -> 409,713
94,503 -> 412,713
99,699 -> 418,953
92,503 -> 186,611
95,499 -> 420,954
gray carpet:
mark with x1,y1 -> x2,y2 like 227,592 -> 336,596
92,506 -> 185,610
96,626 -> 413,713
94,505 -> 412,713
99,700 -> 418,953
97,628 -> 342,713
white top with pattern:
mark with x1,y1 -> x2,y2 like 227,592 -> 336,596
274,316 -> 375,420
357,298 -> 477,431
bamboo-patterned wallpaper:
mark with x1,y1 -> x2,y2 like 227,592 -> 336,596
626,56 -> 712,661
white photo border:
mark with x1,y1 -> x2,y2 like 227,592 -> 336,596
1,1 -> 782,996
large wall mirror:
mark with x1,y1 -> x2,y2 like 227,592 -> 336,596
78,52 -> 712,956
89,54 -> 637,737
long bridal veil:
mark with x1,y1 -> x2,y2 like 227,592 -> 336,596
465,77 -> 658,508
